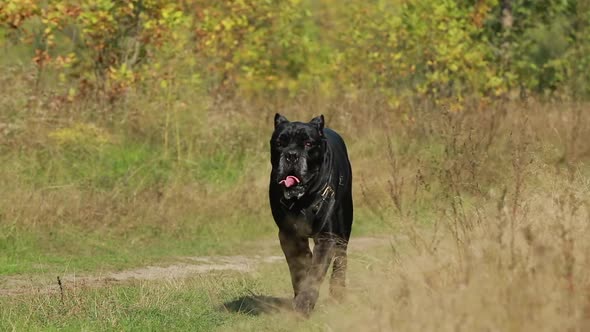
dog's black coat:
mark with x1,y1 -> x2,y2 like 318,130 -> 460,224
269,113 -> 353,316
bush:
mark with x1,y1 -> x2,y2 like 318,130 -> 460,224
2,0 -> 590,102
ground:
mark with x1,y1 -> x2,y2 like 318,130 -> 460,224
0,236 -> 396,331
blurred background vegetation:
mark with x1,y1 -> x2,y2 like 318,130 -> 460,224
2,0 -> 589,105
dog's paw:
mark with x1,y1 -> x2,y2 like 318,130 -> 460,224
293,290 -> 318,317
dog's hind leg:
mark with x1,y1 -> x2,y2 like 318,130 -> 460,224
279,231 -> 312,298
330,238 -> 348,301
330,192 -> 353,301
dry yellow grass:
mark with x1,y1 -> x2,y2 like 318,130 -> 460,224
321,101 -> 590,331
327,171 -> 590,331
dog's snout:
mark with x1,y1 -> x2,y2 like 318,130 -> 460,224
286,151 -> 298,163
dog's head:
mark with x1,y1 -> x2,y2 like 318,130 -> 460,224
270,113 -> 326,200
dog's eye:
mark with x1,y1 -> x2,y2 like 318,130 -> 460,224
304,141 -> 313,147
276,141 -> 284,147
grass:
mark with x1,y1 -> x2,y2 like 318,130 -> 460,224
0,243 -> 398,331
3,57 -> 590,330
1,273 -> 245,331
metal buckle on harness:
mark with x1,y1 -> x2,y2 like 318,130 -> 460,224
313,185 -> 334,213
321,185 -> 335,199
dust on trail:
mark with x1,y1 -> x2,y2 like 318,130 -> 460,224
0,236 -> 391,296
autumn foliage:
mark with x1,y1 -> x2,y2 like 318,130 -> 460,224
1,0 -> 589,105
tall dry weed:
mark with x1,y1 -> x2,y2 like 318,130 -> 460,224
341,102 -> 590,331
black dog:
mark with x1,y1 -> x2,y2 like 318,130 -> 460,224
269,113 -> 353,316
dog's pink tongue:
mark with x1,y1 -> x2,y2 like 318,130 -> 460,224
279,175 -> 300,188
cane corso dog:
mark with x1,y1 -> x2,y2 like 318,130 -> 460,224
269,113 -> 353,316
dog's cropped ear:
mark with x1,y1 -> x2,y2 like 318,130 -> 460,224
275,113 -> 289,128
310,114 -> 325,136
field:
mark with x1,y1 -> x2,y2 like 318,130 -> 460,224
3,1 -> 590,331
3,84 -> 590,330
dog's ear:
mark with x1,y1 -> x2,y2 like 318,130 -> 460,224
310,114 -> 325,136
275,113 -> 289,128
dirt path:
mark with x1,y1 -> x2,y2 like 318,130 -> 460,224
0,236 -> 391,296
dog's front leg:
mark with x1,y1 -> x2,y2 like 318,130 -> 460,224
293,236 -> 335,316
279,231 -> 312,298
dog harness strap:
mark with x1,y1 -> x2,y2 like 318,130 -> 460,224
312,184 -> 335,217
279,183 -> 335,216
280,197 -> 297,210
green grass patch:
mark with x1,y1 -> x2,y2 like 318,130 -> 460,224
0,211 -> 279,276
18,143 -> 173,190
